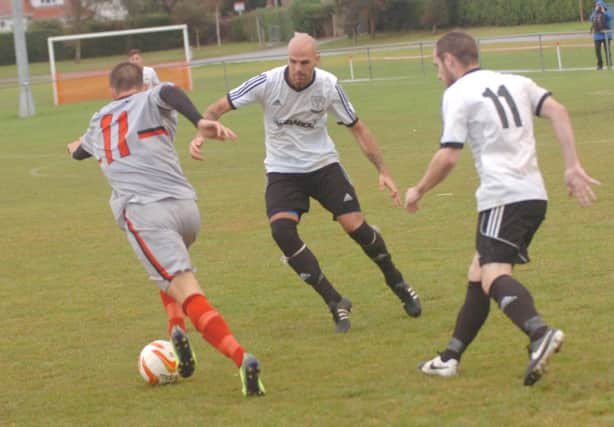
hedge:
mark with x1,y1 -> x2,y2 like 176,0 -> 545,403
0,14 -> 177,66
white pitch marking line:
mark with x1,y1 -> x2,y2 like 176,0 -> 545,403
29,165 -> 78,179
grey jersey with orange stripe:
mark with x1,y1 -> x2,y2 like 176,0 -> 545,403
79,83 -> 196,227
227,66 -> 358,173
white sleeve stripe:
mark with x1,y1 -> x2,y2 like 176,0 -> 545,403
335,85 -> 357,121
229,75 -> 266,101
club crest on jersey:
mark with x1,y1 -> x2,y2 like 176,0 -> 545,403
310,96 -> 325,113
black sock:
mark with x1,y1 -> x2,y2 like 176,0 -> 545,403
489,275 -> 547,339
349,222 -> 403,287
271,218 -> 342,307
287,247 -> 342,306
441,281 -> 490,362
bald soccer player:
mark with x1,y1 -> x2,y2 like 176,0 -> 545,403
191,33 -> 422,333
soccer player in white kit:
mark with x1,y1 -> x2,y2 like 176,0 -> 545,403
128,49 -> 161,90
67,62 -> 265,396
192,33 -> 422,333
404,31 -> 600,385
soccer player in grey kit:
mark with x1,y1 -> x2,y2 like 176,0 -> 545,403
191,33 -> 421,333
67,62 -> 265,396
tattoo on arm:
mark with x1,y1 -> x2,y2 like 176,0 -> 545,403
366,150 -> 384,171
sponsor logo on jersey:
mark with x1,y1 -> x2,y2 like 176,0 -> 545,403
274,117 -> 316,129
310,96 -> 325,113
272,99 -> 282,106
343,193 -> 354,202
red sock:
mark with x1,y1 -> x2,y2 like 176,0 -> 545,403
159,290 -> 186,336
183,294 -> 245,368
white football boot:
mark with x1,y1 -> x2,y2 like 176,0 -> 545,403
419,354 -> 459,377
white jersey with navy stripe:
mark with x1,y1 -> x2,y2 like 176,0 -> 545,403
227,66 -> 358,173
79,83 -> 196,227
142,66 -> 160,89
440,69 -> 550,211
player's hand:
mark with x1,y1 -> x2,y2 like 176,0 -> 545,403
190,135 -> 205,161
66,139 -> 81,155
197,119 -> 237,141
404,186 -> 422,213
378,173 -> 401,206
564,165 -> 601,207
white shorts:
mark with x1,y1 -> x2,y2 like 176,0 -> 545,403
123,199 -> 200,291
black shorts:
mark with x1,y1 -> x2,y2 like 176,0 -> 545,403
476,200 -> 547,266
265,162 -> 361,219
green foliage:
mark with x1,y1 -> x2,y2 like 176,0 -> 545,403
290,0 -> 335,36
335,0 -> 592,36
0,14 -> 180,66
376,0 -> 424,31
230,6 -> 294,42
421,0 -> 450,30
123,0 -> 168,16
0,21 -> 66,66
456,0 -> 586,26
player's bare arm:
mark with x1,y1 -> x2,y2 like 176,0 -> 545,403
349,120 -> 400,205
203,96 -> 233,121
404,147 -> 461,213
197,119 -> 237,140
539,97 -> 601,206
190,97 -> 236,160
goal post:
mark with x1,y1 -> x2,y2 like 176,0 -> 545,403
47,24 -> 192,105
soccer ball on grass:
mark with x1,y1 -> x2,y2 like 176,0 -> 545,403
138,340 -> 179,385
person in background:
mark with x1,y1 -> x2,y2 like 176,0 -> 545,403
590,0 -> 613,70
128,48 -> 161,89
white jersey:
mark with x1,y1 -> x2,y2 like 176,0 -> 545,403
440,69 -> 551,211
79,83 -> 196,228
227,66 -> 358,173
143,66 -> 160,90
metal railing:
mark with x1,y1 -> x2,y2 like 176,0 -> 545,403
0,30 -> 611,113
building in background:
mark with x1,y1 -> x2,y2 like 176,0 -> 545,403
0,0 -> 126,33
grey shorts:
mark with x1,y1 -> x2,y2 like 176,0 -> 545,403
123,199 -> 200,291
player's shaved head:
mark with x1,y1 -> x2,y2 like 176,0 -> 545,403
288,32 -> 318,57
110,62 -> 143,94
436,31 -> 479,66
286,33 -> 319,89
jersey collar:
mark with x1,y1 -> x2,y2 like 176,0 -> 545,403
463,67 -> 481,76
284,66 -> 317,92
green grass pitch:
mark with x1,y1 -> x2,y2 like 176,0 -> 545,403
1,44 -> 613,426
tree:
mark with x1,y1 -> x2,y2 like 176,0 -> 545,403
365,0 -> 385,38
335,0 -> 384,40
421,0 -> 449,32
172,0 -> 225,46
122,0 -> 167,16
335,0 -> 360,40
67,0 -> 95,62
